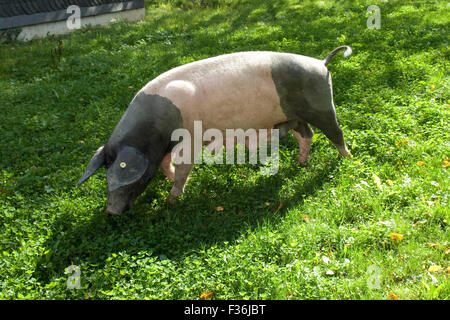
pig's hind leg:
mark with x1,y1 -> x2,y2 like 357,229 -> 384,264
291,121 -> 314,166
273,120 -> 313,165
296,76 -> 350,159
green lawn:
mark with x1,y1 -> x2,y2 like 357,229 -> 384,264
0,0 -> 448,299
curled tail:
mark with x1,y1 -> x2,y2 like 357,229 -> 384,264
323,45 -> 352,66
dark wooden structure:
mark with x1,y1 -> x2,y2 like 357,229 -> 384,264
0,0 -> 145,30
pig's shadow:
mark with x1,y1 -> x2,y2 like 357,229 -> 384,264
35,155 -> 339,284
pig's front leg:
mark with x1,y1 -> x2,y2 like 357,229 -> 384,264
160,152 -> 175,181
168,163 -> 193,204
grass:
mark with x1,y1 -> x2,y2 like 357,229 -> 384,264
0,0 -> 449,299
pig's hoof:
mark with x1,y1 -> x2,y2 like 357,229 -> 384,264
167,195 -> 178,204
165,175 -> 175,182
298,157 -> 308,166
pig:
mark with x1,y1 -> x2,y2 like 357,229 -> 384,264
77,46 -> 353,215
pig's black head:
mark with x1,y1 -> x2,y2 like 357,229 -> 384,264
77,145 -> 158,215
76,92 -> 183,215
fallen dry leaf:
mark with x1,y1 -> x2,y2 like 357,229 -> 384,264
442,157 -> 450,168
302,214 -> 310,223
387,293 -> 399,300
428,265 -> 442,273
200,291 -> 213,299
216,206 -> 224,212
427,243 -> 440,248
417,161 -> 425,166
390,232 -> 404,242
395,140 -> 409,147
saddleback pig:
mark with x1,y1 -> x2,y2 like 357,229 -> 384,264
77,46 -> 353,215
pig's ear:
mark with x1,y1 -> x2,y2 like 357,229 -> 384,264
106,146 -> 149,192
76,146 -> 106,187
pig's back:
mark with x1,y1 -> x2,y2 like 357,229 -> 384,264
141,51 -> 321,132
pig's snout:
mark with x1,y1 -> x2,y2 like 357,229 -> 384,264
105,192 -> 132,216
105,204 -> 128,216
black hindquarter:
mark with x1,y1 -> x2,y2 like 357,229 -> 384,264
270,55 -> 346,148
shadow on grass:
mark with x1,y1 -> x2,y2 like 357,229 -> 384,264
34,153 -> 339,284
1,0 -> 442,180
